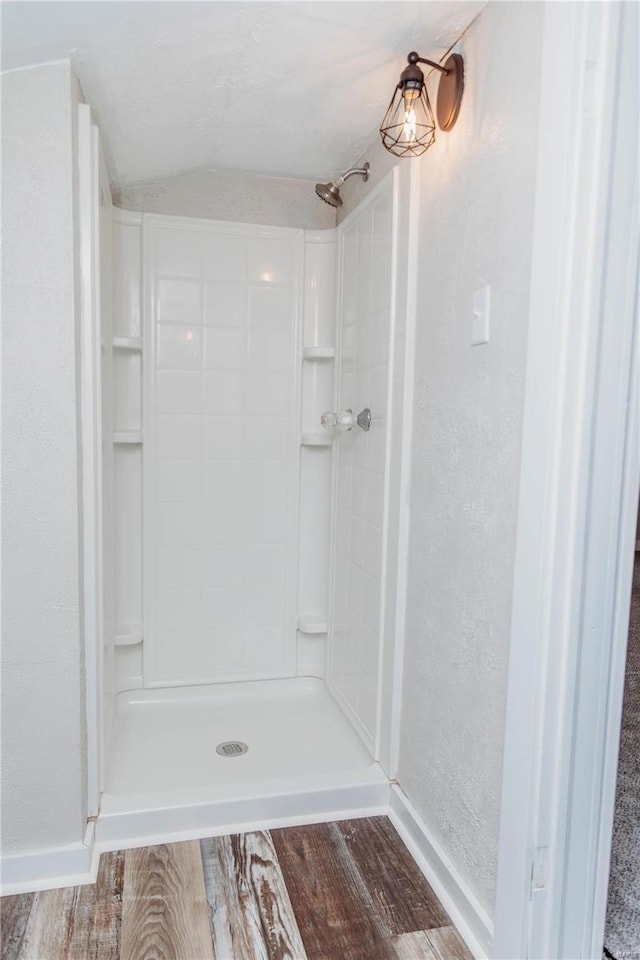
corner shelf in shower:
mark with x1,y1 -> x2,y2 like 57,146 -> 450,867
112,337 -> 143,352
114,431 -> 142,444
297,615 -> 328,635
115,622 -> 143,647
301,433 -> 332,447
302,346 -> 335,360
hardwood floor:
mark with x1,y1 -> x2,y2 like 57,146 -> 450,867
1,817 -> 471,960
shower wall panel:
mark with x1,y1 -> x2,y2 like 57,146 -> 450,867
143,217 -> 303,686
112,210 -> 144,692
329,177 -> 395,749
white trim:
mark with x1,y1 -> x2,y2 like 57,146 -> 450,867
389,786 -> 492,959
494,3 -> 640,957
374,166 -> 400,760
325,204 -> 345,731
557,3 -> 640,953
304,228 -> 338,245
112,207 -> 143,227
142,212 -> 303,240
379,159 -> 420,779
0,823 -> 98,896
77,102 -> 102,820
96,126 -> 114,792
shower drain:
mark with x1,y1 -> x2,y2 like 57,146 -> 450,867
215,740 -> 248,758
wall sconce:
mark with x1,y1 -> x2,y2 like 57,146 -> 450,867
380,51 -> 464,158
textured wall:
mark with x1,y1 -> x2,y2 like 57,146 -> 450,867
341,0 -> 544,921
113,169 -> 335,230
1,62 -> 86,855
400,2 -> 543,918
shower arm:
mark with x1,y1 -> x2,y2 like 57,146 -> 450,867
334,165 -> 370,187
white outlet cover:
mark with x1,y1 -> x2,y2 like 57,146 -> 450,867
472,285 -> 491,345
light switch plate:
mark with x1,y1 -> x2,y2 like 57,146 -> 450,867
472,285 -> 490,345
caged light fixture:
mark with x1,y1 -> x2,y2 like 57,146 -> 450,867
380,51 -> 464,158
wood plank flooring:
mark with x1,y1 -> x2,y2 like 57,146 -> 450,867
1,817 -> 471,960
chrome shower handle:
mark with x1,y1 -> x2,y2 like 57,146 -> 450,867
356,408 -> 372,432
321,408 -> 371,432
321,410 -> 355,431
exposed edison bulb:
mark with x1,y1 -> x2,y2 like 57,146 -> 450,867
403,106 -> 417,142
380,75 -> 436,157
402,86 -> 421,102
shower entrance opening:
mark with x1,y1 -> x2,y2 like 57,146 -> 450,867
93,165 -> 418,848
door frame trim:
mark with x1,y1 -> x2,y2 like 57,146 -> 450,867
493,3 -> 640,956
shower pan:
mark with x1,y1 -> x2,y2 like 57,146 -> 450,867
95,165 -> 417,849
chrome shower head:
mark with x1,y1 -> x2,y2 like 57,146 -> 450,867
314,163 -> 370,207
315,180 -> 343,208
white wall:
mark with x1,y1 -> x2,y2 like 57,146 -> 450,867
340,0 -> 545,921
400,1 -> 544,919
1,62 -> 87,855
113,169 -> 335,231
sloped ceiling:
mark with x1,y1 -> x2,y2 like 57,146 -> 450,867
2,1 -> 484,186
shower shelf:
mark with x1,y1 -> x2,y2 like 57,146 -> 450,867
115,623 -> 143,647
113,337 -> 142,351
114,431 -> 142,444
301,433 -> 332,447
297,616 -> 328,634
302,347 -> 335,360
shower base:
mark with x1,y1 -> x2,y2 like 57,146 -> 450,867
97,676 -> 389,849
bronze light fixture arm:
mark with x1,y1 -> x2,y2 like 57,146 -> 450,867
406,52 -> 451,74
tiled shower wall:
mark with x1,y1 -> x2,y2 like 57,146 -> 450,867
330,180 -> 394,747
143,218 -> 303,686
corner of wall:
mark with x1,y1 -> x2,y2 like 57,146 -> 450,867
70,58 -> 90,834
1,57 -> 88,871
335,137 -> 399,223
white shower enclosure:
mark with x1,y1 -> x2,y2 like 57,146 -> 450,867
85,155 -> 418,846
143,219 -> 303,686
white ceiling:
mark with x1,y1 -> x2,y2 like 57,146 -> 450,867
2,1 -> 484,187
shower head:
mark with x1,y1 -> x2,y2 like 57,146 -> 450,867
315,180 -> 343,208
314,163 -> 370,208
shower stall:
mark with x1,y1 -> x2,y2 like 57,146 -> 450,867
84,130 -> 417,848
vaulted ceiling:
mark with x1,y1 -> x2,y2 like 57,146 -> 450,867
2,1 -> 484,186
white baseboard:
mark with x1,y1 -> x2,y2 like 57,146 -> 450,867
0,821 -> 98,896
389,785 -> 493,960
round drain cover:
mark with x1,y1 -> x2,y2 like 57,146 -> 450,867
216,740 -> 248,758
